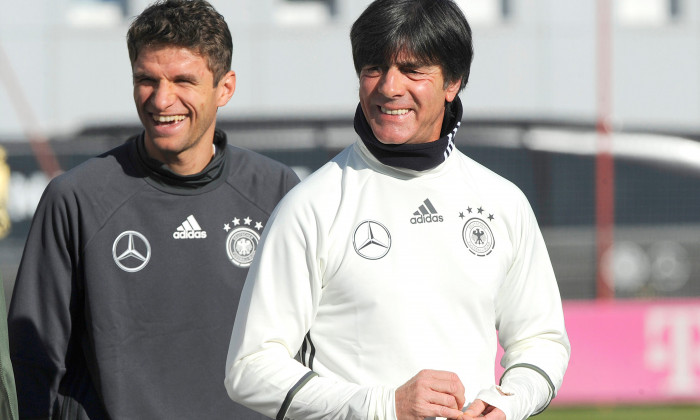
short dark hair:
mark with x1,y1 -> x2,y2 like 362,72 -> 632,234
350,0 -> 473,91
127,0 -> 232,84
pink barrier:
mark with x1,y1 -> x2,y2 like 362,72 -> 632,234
496,299 -> 700,404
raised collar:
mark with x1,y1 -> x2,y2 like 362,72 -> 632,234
133,129 -> 228,193
354,96 -> 463,172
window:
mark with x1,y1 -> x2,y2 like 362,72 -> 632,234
65,0 -> 126,27
455,0 -> 511,26
276,0 -> 337,26
286,0 -> 337,15
616,0 -> 681,26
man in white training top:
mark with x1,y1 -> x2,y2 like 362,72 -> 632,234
225,1 -> 570,419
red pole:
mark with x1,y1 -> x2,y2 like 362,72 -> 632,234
0,43 -> 62,178
596,0 -> 614,300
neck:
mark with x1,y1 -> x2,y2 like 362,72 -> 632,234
354,97 -> 463,171
134,130 -> 228,191
144,139 -> 216,176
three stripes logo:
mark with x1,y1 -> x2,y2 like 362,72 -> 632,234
172,215 -> 207,239
410,198 -> 444,225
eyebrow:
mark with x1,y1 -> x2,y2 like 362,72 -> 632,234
396,62 -> 421,71
132,71 -> 152,81
362,60 -> 428,72
132,72 -> 199,83
395,56 -> 434,68
173,74 -> 198,83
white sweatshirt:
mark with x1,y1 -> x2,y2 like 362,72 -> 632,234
225,139 -> 570,420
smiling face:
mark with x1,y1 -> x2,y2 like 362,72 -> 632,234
132,45 -> 235,174
359,53 -> 461,145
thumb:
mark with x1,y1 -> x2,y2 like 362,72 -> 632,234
462,399 -> 487,416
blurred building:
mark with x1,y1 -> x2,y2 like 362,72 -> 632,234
1,0 -> 699,138
1,0 -> 699,303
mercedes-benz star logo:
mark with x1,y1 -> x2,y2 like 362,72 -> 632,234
112,230 -> 151,272
353,220 -> 391,260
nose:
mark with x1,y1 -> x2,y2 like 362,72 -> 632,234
150,80 -> 176,111
377,66 -> 405,98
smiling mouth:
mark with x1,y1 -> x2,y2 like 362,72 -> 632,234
151,114 -> 186,124
379,106 -> 409,116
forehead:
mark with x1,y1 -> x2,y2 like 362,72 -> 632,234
373,47 -> 439,70
394,50 -> 436,67
132,45 -> 210,74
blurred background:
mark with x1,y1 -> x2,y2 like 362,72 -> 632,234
1,0 -> 699,416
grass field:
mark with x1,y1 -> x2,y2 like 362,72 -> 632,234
536,405 -> 700,419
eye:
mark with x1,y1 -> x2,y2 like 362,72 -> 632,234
404,67 -> 434,80
400,65 -> 423,75
361,66 -> 382,77
175,77 -> 197,85
133,75 -> 156,85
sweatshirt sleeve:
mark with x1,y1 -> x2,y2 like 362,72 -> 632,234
8,179 -> 79,418
0,277 -> 18,420
225,192 -> 396,420
490,192 -> 571,420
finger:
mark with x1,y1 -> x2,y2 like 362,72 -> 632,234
423,371 -> 466,408
481,407 -> 505,420
482,412 -> 504,419
431,398 -> 459,412
455,410 -> 478,420
428,403 -> 468,420
454,390 -> 466,410
462,399 -> 487,416
426,389 -> 460,410
428,385 -> 464,411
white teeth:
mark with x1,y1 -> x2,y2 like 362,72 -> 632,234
380,107 -> 409,115
153,115 -> 186,123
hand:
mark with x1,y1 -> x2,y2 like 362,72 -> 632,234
395,369 -> 466,420
457,399 -> 506,419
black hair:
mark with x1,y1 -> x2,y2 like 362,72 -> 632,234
350,0 -> 473,91
127,0 -> 232,85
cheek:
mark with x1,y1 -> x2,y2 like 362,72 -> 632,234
134,87 -> 150,105
416,84 -> 442,102
359,78 -> 376,100
188,88 -> 216,110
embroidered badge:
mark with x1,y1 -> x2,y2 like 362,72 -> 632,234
460,206 -> 495,257
224,216 -> 264,267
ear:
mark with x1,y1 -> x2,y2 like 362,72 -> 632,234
444,78 -> 461,103
216,70 -> 236,107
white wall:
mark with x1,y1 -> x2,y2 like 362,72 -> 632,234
0,0 -> 698,140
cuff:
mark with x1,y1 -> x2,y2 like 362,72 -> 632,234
475,365 -> 553,420
475,385 -> 516,420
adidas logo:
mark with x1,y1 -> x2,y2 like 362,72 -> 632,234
410,198 -> 444,224
173,215 -> 208,239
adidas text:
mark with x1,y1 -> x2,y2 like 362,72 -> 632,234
410,215 -> 444,224
173,230 -> 207,239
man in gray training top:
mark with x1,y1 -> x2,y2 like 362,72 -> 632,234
8,1 -> 298,418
